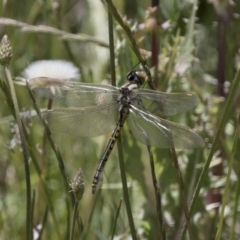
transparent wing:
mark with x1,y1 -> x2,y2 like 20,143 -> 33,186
41,103 -> 120,137
127,105 -> 203,149
131,89 -> 199,117
29,77 -> 120,107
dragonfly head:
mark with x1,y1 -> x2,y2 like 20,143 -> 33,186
127,70 -> 145,87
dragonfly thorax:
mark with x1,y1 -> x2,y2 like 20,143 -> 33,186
117,94 -> 131,105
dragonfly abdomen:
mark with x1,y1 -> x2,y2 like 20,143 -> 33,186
92,105 -> 129,193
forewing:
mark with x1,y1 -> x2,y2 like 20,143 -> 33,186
41,103 -> 119,137
127,105 -> 203,149
131,89 -> 199,117
29,77 -> 119,107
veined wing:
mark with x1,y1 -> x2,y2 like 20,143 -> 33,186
127,105 -> 203,149
41,103 -> 119,137
29,77 -> 120,107
130,89 -> 199,117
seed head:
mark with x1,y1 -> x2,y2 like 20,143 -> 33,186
23,60 -> 80,80
0,35 -> 13,66
69,169 -> 85,201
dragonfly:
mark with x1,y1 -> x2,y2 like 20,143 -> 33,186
29,70 -> 204,193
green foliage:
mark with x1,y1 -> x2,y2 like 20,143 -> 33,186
0,0 -> 240,239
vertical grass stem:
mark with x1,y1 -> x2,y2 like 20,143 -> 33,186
4,66 -> 32,240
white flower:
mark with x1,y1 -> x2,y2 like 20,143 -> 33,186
22,59 -> 80,80
21,60 -> 80,99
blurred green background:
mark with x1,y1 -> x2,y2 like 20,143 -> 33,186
0,0 -> 240,239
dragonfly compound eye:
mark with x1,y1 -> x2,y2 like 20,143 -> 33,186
127,70 -> 145,86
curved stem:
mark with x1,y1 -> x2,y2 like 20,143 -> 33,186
4,66 -> 32,240
147,146 -> 166,239
181,70 -> 240,239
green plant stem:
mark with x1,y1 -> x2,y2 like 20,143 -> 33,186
0,78 -> 62,240
4,66 -> 32,240
229,159 -> 240,240
0,18 -> 109,47
111,198 -> 123,240
108,10 -> 116,87
38,207 -> 49,240
215,111 -> 240,239
31,190 -> 35,237
104,0 -> 153,86
117,136 -> 137,240
25,133 -> 63,239
26,82 -> 74,203
70,201 -> 79,240
82,193 -> 99,239
181,70 -> 240,239
26,82 -> 74,239
108,10 -> 137,239
147,146 -> 165,239
34,99 -> 52,226
170,148 -> 193,240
